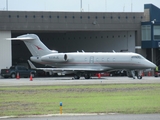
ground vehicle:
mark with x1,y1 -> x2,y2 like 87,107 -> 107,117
1,66 -> 36,78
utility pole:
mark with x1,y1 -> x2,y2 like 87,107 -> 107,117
6,0 -> 8,11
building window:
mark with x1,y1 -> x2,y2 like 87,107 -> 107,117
111,16 -> 113,19
57,16 -> 59,18
9,15 -> 11,18
133,16 -> 135,19
80,16 -> 82,19
153,25 -> 160,40
103,16 -> 105,19
49,15 -> 52,18
25,15 -> 27,18
65,16 -> 67,18
118,16 -> 120,19
17,15 -> 19,18
33,15 -> 36,18
73,16 -> 75,19
41,15 -> 43,18
88,16 -> 90,19
126,16 -> 128,19
141,25 -> 151,41
95,16 -> 98,19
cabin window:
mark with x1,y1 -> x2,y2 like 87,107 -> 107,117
96,58 -> 98,61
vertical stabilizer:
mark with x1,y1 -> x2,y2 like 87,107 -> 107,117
17,34 -> 57,56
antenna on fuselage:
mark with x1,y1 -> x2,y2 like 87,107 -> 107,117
82,50 -> 85,53
112,50 -> 116,53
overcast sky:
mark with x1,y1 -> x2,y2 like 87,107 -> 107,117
0,0 -> 159,12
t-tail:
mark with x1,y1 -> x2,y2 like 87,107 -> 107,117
8,34 -> 58,57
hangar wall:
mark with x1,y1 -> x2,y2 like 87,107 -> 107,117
0,31 -> 11,70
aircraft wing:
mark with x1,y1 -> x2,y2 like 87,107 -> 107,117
28,60 -> 106,73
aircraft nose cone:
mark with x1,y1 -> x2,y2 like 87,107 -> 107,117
150,62 -> 156,69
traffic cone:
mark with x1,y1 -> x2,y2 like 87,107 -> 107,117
30,74 -> 33,81
142,71 -> 144,76
148,71 -> 151,76
98,73 -> 101,78
16,73 -> 20,79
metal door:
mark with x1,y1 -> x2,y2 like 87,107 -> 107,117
90,56 -> 94,64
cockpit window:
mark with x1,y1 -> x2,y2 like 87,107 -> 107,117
131,56 -> 143,59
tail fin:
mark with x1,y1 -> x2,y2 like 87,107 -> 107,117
8,34 -> 58,56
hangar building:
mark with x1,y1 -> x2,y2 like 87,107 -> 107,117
0,4 -> 160,70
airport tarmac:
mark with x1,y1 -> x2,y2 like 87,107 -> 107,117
0,76 -> 160,86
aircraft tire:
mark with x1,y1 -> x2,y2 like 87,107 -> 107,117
74,75 -> 80,79
138,75 -> 142,79
84,74 -> 91,79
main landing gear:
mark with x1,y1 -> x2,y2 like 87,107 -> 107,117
73,73 -> 91,79
131,70 -> 142,79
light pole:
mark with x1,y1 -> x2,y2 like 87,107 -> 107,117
151,19 -> 156,63
6,0 -> 8,11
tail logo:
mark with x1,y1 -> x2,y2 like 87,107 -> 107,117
35,45 -> 43,50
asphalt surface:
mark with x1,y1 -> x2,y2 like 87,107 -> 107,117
0,76 -> 160,120
1,114 -> 160,120
0,76 -> 160,86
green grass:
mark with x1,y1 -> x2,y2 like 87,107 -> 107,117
0,84 -> 160,116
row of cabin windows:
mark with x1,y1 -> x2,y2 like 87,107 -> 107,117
85,56 -> 143,61
85,58 -> 116,62
8,15 -> 143,19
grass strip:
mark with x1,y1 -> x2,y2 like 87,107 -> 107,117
0,83 -> 160,116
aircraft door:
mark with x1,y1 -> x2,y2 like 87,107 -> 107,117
90,56 -> 94,64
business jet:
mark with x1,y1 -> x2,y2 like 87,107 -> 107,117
8,34 -> 156,79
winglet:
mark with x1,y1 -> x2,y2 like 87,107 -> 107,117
27,60 -> 36,69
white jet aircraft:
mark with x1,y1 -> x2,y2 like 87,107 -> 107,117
8,34 -> 156,79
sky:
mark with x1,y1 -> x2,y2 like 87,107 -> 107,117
0,0 -> 159,12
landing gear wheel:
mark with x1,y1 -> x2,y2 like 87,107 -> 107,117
84,74 -> 91,79
74,75 -> 80,79
137,75 -> 142,79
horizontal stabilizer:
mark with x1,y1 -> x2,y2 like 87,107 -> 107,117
6,37 -> 34,41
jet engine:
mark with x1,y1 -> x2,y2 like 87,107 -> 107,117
41,53 -> 68,62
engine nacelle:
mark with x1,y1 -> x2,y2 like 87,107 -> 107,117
41,53 -> 68,62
